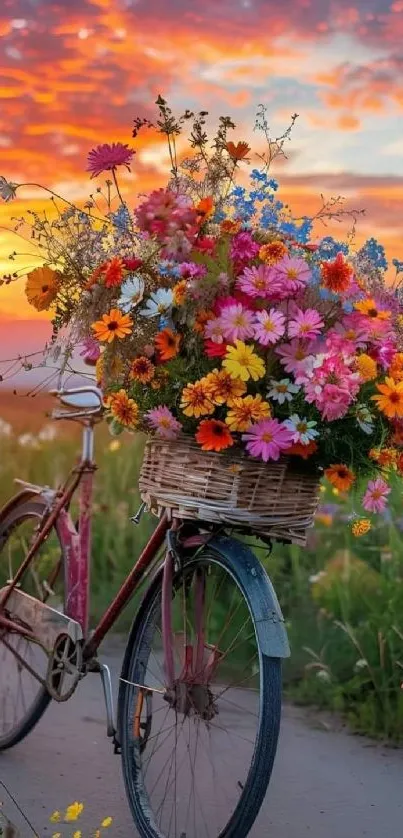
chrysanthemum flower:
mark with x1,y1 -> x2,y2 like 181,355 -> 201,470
196,419 -> 234,451
180,381 -> 214,418
146,406 -> 182,439
271,256 -> 311,297
103,257 -> 125,288
324,464 -> 355,492
254,309 -> 286,346
259,241 -> 287,265
154,329 -> 181,361
206,369 -> 247,406
242,418 -> 294,462
320,252 -> 353,293
109,390 -> 139,428
283,414 -> 318,445
356,353 -> 377,382
288,307 -> 324,340
219,303 -> 256,343
226,395 -> 271,432
87,142 -> 135,177
372,377 -> 403,419
362,477 -> 391,513
351,519 -> 372,537
223,341 -> 265,382
92,308 -> 133,343
25,266 -> 59,311
129,356 -> 155,383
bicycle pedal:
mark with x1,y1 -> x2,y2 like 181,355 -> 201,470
113,734 -> 121,755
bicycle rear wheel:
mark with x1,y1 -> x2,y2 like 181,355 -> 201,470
0,495 -> 65,750
119,541 -> 282,838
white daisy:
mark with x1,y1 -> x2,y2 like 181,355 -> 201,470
118,275 -> 145,312
283,414 -> 318,445
140,288 -> 173,318
267,378 -> 300,405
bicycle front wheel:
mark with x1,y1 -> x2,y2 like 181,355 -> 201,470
118,542 -> 282,838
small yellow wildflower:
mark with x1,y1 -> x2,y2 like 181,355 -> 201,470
64,802 -> 84,822
73,832 -> 82,838
52,833 -> 62,838
50,811 -> 61,823
101,816 -> 113,827
108,439 -> 121,452
351,519 -> 372,537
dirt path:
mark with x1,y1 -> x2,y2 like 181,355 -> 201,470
1,637 -> 402,837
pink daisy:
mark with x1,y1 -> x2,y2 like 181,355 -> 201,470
288,307 -> 324,340
254,309 -> 286,346
219,303 -> 256,343
362,478 -> 391,514
146,406 -> 182,440
236,264 -> 280,299
242,418 -> 294,462
87,143 -> 135,178
204,317 -> 225,344
276,339 -> 317,384
272,256 -> 311,298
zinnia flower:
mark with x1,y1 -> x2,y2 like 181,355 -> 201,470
372,377 -> 403,419
288,308 -> 324,340
109,390 -> 139,428
205,339 -> 227,358
254,309 -> 286,346
356,353 -> 377,382
259,241 -> 287,265
362,477 -> 391,513
242,418 -> 294,462
180,381 -> 214,418
267,378 -> 300,404
196,419 -> 234,451
146,406 -> 182,439
271,256 -> 311,297
320,253 -> 353,293
219,303 -> 256,343
155,328 -> 181,361
351,519 -> 372,537
388,352 -> 403,382
206,369 -> 247,406
87,142 -> 135,177
324,464 -> 355,492
140,289 -> 173,318
92,309 -> 133,343
223,340 -> 265,382
283,415 -> 318,445
129,356 -> 155,383
226,395 -> 271,432
25,266 -> 59,311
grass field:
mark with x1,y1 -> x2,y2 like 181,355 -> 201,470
0,391 -> 402,741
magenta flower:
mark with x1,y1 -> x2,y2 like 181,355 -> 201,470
87,142 -> 135,178
230,231 -> 260,263
276,339 -> 317,383
362,478 -> 391,514
318,385 -> 352,421
219,303 -> 256,343
254,309 -> 286,346
80,337 -> 101,365
145,406 -> 182,440
237,264 -> 279,299
288,307 -> 324,340
242,418 -> 294,462
372,338 -> 396,370
326,313 -> 369,354
136,189 -> 197,241
272,256 -> 311,297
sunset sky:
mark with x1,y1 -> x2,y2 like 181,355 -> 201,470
1,0 -> 403,356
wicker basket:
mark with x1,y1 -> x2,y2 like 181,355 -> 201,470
139,436 -> 321,546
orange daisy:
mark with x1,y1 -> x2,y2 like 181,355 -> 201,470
324,464 -> 356,492
92,308 -> 133,343
372,377 -> 403,419
225,395 -> 271,432
25,266 -> 59,311
388,353 -> 403,382
259,241 -> 287,265
195,419 -> 234,452
180,380 -> 215,418
129,356 -> 155,383
355,298 -> 391,322
205,369 -> 247,406
109,389 -> 139,428
225,141 -> 251,161
287,440 -> 318,460
320,253 -> 353,293
154,329 -> 181,361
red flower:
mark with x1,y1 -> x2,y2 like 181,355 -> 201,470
195,419 -> 234,452
321,253 -> 353,293
204,339 -> 227,358
123,257 -> 143,271
225,141 -> 251,161
195,236 -> 216,254
103,257 -> 125,288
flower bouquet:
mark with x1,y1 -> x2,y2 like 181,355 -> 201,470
2,97 -> 403,544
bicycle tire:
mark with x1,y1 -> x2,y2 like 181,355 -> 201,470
118,542 -> 282,838
0,496 -> 64,750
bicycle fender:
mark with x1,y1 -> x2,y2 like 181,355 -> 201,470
208,535 -> 290,659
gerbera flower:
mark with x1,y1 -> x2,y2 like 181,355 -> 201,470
87,142 -> 135,178
140,289 -> 173,318
362,477 -> 391,513
80,338 -> 101,366
173,279 -> 187,306
206,369 -> 247,406
355,298 -> 391,322
372,377 -> 403,419
351,519 -> 372,537
254,309 -> 286,346
219,303 -> 256,343
286,440 -> 318,459
320,253 -> 352,293
25,266 -> 59,311
356,353 -> 377,382
267,378 -> 300,404
288,308 -> 324,340
225,141 -> 251,161
92,308 -> 133,343
196,419 -> 234,451
155,328 -> 181,361
129,356 -> 155,383
237,264 -> 279,299
223,340 -> 265,382
242,418 -> 294,462
226,395 -> 271,432
283,415 -> 318,445
324,464 -> 355,492
145,406 -> 182,439
180,381 -> 214,418
118,276 -> 145,312
276,340 -> 316,383
272,256 -> 311,297
103,257 -> 125,288
109,390 -> 139,428
259,241 -> 287,265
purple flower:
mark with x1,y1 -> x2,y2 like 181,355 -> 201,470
80,338 -> 101,365
87,143 -> 135,178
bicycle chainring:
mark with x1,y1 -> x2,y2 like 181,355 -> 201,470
46,633 -> 82,701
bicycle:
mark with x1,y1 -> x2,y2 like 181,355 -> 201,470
0,384 -> 289,838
